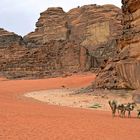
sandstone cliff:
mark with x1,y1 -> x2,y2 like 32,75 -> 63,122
0,28 -> 27,78
94,0 -> 140,89
116,0 -> 140,89
0,28 -> 24,48
24,4 -> 122,71
0,4 -> 122,79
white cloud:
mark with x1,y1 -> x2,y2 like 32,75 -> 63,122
0,0 -> 121,36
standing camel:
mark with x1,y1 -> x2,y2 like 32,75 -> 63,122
108,100 -> 117,117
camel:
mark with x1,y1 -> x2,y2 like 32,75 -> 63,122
137,110 -> 140,118
109,101 -> 136,118
117,104 -> 125,117
108,100 -> 117,117
124,103 -> 136,118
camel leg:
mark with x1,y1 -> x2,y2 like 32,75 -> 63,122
137,112 -> 140,118
128,111 -> 131,118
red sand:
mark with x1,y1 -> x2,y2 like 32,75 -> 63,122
0,73 -> 140,140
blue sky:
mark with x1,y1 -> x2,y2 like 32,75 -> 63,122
0,0 -> 121,36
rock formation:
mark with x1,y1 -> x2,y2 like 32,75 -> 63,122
0,4 -> 122,79
94,0 -> 140,89
0,28 -> 27,78
24,5 -> 122,71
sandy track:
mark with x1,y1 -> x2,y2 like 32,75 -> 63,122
0,73 -> 140,140
24,88 -> 134,111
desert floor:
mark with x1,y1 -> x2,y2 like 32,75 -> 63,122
0,73 -> 140,140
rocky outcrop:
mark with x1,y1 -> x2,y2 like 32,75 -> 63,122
24,8 -> 68,46
116,0 -> 140,89
68,5 -> 122,69
0,4 -> 122,79
94,0 -> 140,89
0,28 -> 27,78
25,5 -> 122,70
0,28 -> 24,48
0,28 -> 81,78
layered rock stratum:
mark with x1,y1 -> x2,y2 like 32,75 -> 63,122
0,4 -> 122,79
94,0 -> 140,89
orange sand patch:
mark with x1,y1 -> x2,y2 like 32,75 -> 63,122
0,73 -> 140,140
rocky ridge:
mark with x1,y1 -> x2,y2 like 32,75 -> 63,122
0,4 -> 122,79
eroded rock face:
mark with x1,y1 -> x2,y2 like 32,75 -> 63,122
116,0 -> 140,89
0,5 -> 122,79
0,28 -> 24,48
0,29 -> 81,79
24,8 -> 68,46
25,5 -> 122,70
94,0 -> 140,89
0,28 -> 27,78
